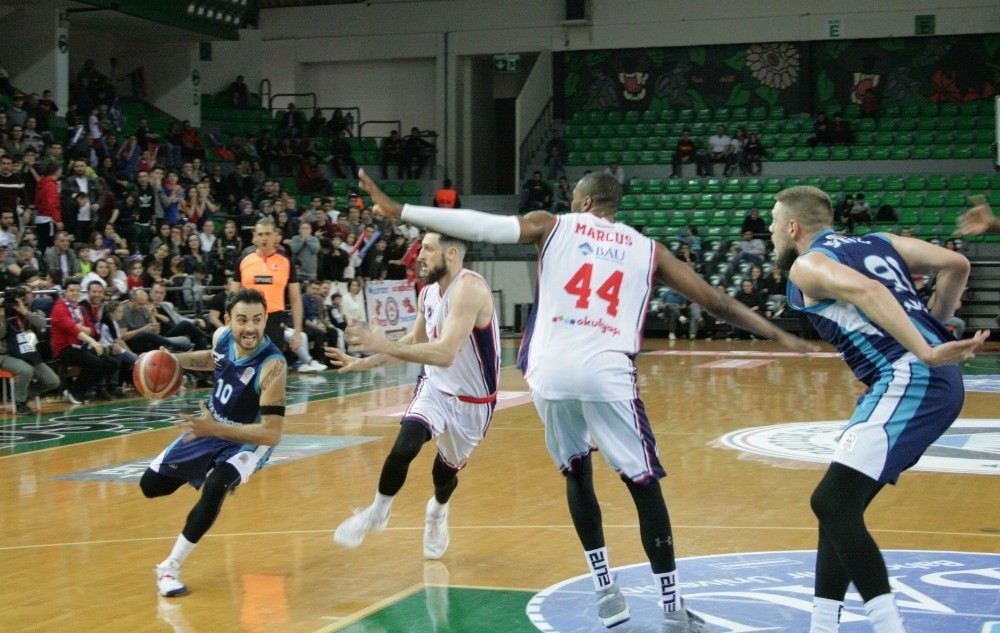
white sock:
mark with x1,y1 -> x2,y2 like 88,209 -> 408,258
809,597 -> 843,633
653,570 -> 679,614
584,547 -> 612,591
372,491 -> 394,518
865,593 -> 906,633
164,534 -> 196,568
427,497 -> 448,516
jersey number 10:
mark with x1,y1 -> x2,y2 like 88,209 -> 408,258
564,263 -> 624,316
215,380 -> 234,404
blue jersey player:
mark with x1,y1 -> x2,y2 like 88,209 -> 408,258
770,186 -> 988,633
139,288 -> 287,597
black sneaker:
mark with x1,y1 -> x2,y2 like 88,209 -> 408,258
15,402 -> 34,415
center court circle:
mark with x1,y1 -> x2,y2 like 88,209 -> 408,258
527,550 -> 1000,632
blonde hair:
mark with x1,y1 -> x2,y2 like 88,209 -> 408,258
774,185 -> 834,232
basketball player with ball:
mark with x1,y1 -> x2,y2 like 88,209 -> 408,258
137,288 -> 287,597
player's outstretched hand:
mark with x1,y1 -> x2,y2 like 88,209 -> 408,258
358,168 -> 403,220
921,329 -> 990,366
324,346 -> 367,373
955,203 -> 998,236
177,401 -> 214,442
774,331 -> 822,354
345,322 -> 387,355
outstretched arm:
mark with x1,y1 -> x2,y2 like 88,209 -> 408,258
791,252 -> 988,366
358,168 -> 555,248
956,202 -> 1000,236
655,243 -> 817,353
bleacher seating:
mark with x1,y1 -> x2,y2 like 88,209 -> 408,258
563,101 -> 995,166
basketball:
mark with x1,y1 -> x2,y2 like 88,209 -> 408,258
133,350 -> 184,400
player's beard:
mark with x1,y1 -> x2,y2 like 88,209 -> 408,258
424,259 -> 448,285
775,242 -> 800,273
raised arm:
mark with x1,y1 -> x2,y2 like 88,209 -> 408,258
884,233 -> 970,322
655,242 -> 816,353
358,169 -> 555,248
791,251 -> 987,365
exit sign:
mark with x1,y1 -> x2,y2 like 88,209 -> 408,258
915,14 -> 935,36
494,54 -> 522,73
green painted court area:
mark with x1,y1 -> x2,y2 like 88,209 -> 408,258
0,347 -> 520,457
339,587 -> 537,633
961,352 -> 1000,375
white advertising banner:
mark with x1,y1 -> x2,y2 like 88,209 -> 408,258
364,280 -> 418,340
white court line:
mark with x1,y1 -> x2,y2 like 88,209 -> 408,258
1,523 -> 996,552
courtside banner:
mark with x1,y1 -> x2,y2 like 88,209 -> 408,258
365,280 -> 418,340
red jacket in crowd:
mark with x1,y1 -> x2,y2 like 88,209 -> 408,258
34,175 -> 61,224
49,298 -> 95,357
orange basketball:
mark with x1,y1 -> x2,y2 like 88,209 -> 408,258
133,350 -> 184,400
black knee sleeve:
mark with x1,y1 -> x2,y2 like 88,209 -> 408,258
625,478 -> 676,574
431,455 -> 459,504
378,419 -> 431,497
565,454 -> 605,551
140,469 -> 185,498
182,463 -> 241,543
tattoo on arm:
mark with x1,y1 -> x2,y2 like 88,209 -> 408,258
177,351 -> 214,371
258,359 -> 287,406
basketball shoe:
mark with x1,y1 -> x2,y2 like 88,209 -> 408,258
596,580 -> 630,627
662,604 -> 710,632
333,505 -> 389,548
423,497 -> 449,560
155,561 -> 188,597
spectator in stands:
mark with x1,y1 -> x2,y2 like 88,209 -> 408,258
551,175 -> 572,214
51,277 -> 117,404
742,131 -> 765,175
727,229 -> 767,275
327,109 -> 349,138
832,116 -> 854,145
705,124 -> 732,177
0,209 -> 18,249
657,285 -> 700,341
860,87 -> 880,119
149,283 -> 210,350
849,193 -> 871,233
227,75 -> 250,108
520,171 -> 551,212
670,130 -> 697,178
876,202 -> 898,223
676,225 -> 702,254
330,131 -> 358,179
385,233 -> 409,280
740,208 -> 768,241
297,152 -> 330,195
403,127 -> 434,179
7,95 -> 28,128
675,242 -> 700,273
119,288 -> 191,354
306,108 -> 327,138
834,193 -> 854,230
725,128 -> 747,176
43,231 -> 81,278
433,178 -> 461,208
761,266 -> 787,317
808,113 -> 834,147
733,279 -> 765,337
0,285 -> 60,414
380,130 -> 406,179
0,154 -> 26,213
291,221 -> 320,282
276,103 -> 305,142
604,162 -> 627,190
545,129 -> 567,179
80,279 -> 124,394
302,279 -> 340,362
341,278 -> 366,324
3,124 -> 28,157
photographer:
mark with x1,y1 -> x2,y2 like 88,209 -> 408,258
0,286 -> 60,414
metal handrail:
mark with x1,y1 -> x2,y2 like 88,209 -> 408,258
268,92 -> 319,114
313,107 -> 362,136
518,97 -> 553,182
358,120 -> 402,139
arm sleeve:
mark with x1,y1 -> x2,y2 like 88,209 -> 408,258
400,204 -> 521,244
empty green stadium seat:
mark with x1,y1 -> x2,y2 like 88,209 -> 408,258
889,147 -> 911,160
664,179 -> 684,194
657,194 -> 677,210
762,177 -> 783,193
885,176 -> 905,191
641,211 -> 660,226
783,176 -> 804,188
792,147 -> 812,160
849,147 -> 872,160
770,148 -> 792,161
742,178 -> 763,193
722,178 -> 742,193
883,192 -> 903,207
736,193 -> 758,209
899,210 -> 920,225
620,195 -> 638,210
919,210 -> 942,225
822,177 -> 843,192
697,194 -> 717,210
904,176 -> 927,190
924,175 -> 947,191
969,173 -> 990,190
830,146 -> 850,160
843,176 -> 864,192
703,178 -> 722,193
587,111 -> 605,123
624,111 -> 640,124
668,211 -> 689,227
638,194 -> 658,210
946,175 -> 969,190
951,146 -> 974,159
863,176 -> 885,191
901,192 -> 924,208
804,176 -> 823,188
910,147 -> 932,159
682,178 -> 703,193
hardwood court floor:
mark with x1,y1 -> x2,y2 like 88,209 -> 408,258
1,341 -> 997,633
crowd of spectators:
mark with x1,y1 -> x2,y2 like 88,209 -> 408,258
670,124 -> 765,178
0,77 -> 430,413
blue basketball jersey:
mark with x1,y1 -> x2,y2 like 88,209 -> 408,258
208,328 -> 285,425
787,231 -> 955,386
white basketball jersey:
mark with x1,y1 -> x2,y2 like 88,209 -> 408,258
518,213 -> 655,401
421,269 -> 500,399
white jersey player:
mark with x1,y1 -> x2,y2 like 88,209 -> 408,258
357,168 -> 816,632
326,232 -> 499,560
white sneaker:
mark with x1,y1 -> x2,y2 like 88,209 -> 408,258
596,580 -> 630,627
333,505 -> 389,548
662,606 -> 709,633
155,562 -> 188,597
668,333 -> 677,340
63,389 -> 83,405
298,362 -> 320,373
308,360 -> 328,372
423,497 -> 450,560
